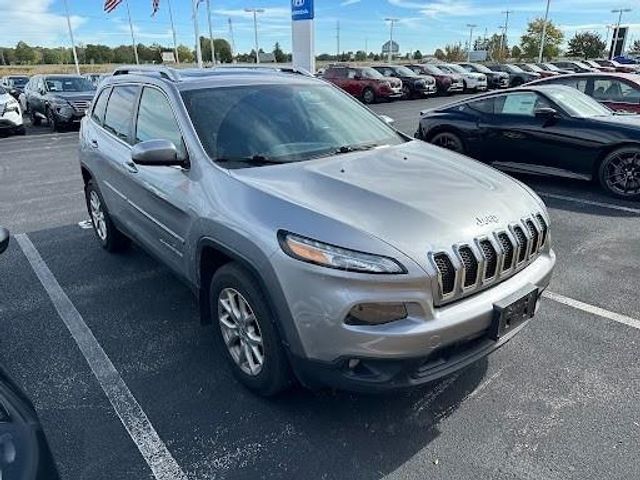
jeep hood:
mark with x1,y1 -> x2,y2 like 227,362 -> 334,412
231,141 -> 543,265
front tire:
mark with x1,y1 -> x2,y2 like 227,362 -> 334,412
84,180 -> 130,252
402,84 -> 412,100
598,147 -> 640,200
430,131 -> 466,154
46,108 -> 58,132
210,263 -> 292,396
362,87 -> 376,104
30,108 -> 41,126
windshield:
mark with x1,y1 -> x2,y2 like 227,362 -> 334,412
9,76 -> 28,87
45,76 -> 95,92
444,64 -> 467,74
360,67 -> 384,79
575,61 -> 592,69
422,64 -> 444,75
394,66 -> 418,77
526,64 -> 543,72
544,63 -> 561,71
470,63 -> 492,73
182,83 -> 405,166
505,64 -> 524,73
544,87 -> 612,118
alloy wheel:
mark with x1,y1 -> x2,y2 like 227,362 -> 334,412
432,132 -> 464,153
89,190 -> 108,241
218,288 -> 265,376
603,151 -> 640,197
362,89 -> 375,104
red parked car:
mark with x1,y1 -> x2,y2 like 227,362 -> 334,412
322,65 -> 403,104
530,72 -> 640,113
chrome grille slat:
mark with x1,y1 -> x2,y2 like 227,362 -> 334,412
429,212 -> 549,306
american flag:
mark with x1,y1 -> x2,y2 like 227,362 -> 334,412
104,0 -> 122,13
151,0 -> 160,17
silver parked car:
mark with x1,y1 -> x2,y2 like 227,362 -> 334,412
78,66 -> 555,395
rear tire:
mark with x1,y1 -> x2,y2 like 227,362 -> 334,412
430,131 -> 466,154
362,87 -> 376,104
402,84 -> 412,100
598,147 -> 640,200
14,126 -> 26,136
210,263 -> 292,396
511,77 -> 524,87
84,180 -> 130,252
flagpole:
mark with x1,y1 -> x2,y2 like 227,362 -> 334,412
62,0 -> 80,75
167,0 -> 180,64
193,0 -> 203,68
228,18 -> 236,62
206,0 -> 216,64
125,0 -> 139,64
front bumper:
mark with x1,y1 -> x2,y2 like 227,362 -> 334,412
417,84 -> 437,96
490,77 -> 510,89
447,82 -> 464,92
275,245 -> 555,391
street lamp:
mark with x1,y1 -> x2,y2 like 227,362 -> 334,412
538,0 -> 551,63
245,8 -> 265,64
385,18 -> 399,63
466,24 -> 477,62
610,8 -> 632,60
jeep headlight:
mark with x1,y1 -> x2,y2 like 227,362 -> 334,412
279,232 -> 406,274
4,99 -> 19,113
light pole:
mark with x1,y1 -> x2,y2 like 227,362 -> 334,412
498,10 -> 513,60
192,0 -> 203,68
466,24 -> 477,62
62,0 -> 80,74
385,18 -> 399,63
245,8 -> 264,64
538,0 -> 551,63
610,8 -> 632,59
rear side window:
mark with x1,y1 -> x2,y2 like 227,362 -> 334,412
91,88 -> 110,125
135,87 -> 186,159
103,85 -> 138,143
467,97 -> 495,114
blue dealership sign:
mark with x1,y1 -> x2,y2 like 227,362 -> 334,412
291,0 -> 314,21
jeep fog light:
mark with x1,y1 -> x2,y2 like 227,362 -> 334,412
346,303 -> 407,325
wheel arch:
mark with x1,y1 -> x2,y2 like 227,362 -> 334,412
196,236 -> 305,357
593,141 -> 640,179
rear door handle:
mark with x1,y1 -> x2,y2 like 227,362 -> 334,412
124,161 -> 138,174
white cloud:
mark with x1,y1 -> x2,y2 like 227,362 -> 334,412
0,0 -> 87,47
212,7 -> 290,20
341,0 -> 362,6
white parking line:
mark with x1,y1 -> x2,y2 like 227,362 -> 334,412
15,233 -> 188,480
544,291 -> 640,331
538,192 -> 640,215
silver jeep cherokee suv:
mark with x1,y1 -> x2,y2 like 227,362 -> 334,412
79,65 -> 555,395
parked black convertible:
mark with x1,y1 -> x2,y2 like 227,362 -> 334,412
416,85 -> 640,199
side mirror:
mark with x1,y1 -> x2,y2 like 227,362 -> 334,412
131,139 -> 185,167
534,107 -> 559,120
0,227 -> 10,255
379,114 -> 395,126
353,74 -> 362,80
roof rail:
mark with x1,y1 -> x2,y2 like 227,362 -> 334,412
112,65 -> 181,82
210,64 -> 313,77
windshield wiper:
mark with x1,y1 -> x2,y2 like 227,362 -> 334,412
214,154 -> 283,164
331,143 -> 380,155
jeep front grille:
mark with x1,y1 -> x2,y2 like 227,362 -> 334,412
430,213 -> 549,305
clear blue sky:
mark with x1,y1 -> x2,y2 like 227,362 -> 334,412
1,0 -> 638,54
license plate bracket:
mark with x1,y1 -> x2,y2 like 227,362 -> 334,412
490,285 -> 539,340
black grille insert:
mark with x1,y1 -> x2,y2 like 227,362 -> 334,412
433,253 -> 455,295
498,233 -> 514,271
479,240 -> 497,279
458,246 -> 478,287
535,214 -> 548,247
526,220 -> 539,254
513,226 -> 528,262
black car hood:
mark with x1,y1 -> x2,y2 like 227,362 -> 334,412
48,91 -> 94,101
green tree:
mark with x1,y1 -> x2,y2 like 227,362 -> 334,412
413,49 -> 423,60
511,45 -> 522,60
567,31 -> 606,59
273,42 -> 286,63
200,37 -> 233,63
434,48 -> 445,60
354,50 -> 367,61
41,48 -> 63,64
177,45 -> 194,63
520,18 -> 564,61
113,45 -> 135,64
85,44 -> 114,64
630,39 -> 640,55
444,43 -> 465,62
14,41 -> 37,64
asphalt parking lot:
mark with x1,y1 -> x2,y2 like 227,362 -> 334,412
1,96 -> 639,480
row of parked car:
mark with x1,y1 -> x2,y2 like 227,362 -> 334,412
0,73 -> 104,135
319,59 -> 640,107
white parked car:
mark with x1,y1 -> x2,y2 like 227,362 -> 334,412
439,63 -> 488,92
0,85 -> 24,135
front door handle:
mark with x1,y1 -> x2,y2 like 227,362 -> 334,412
90,139 -> 99,149
124,161 -> 138,174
